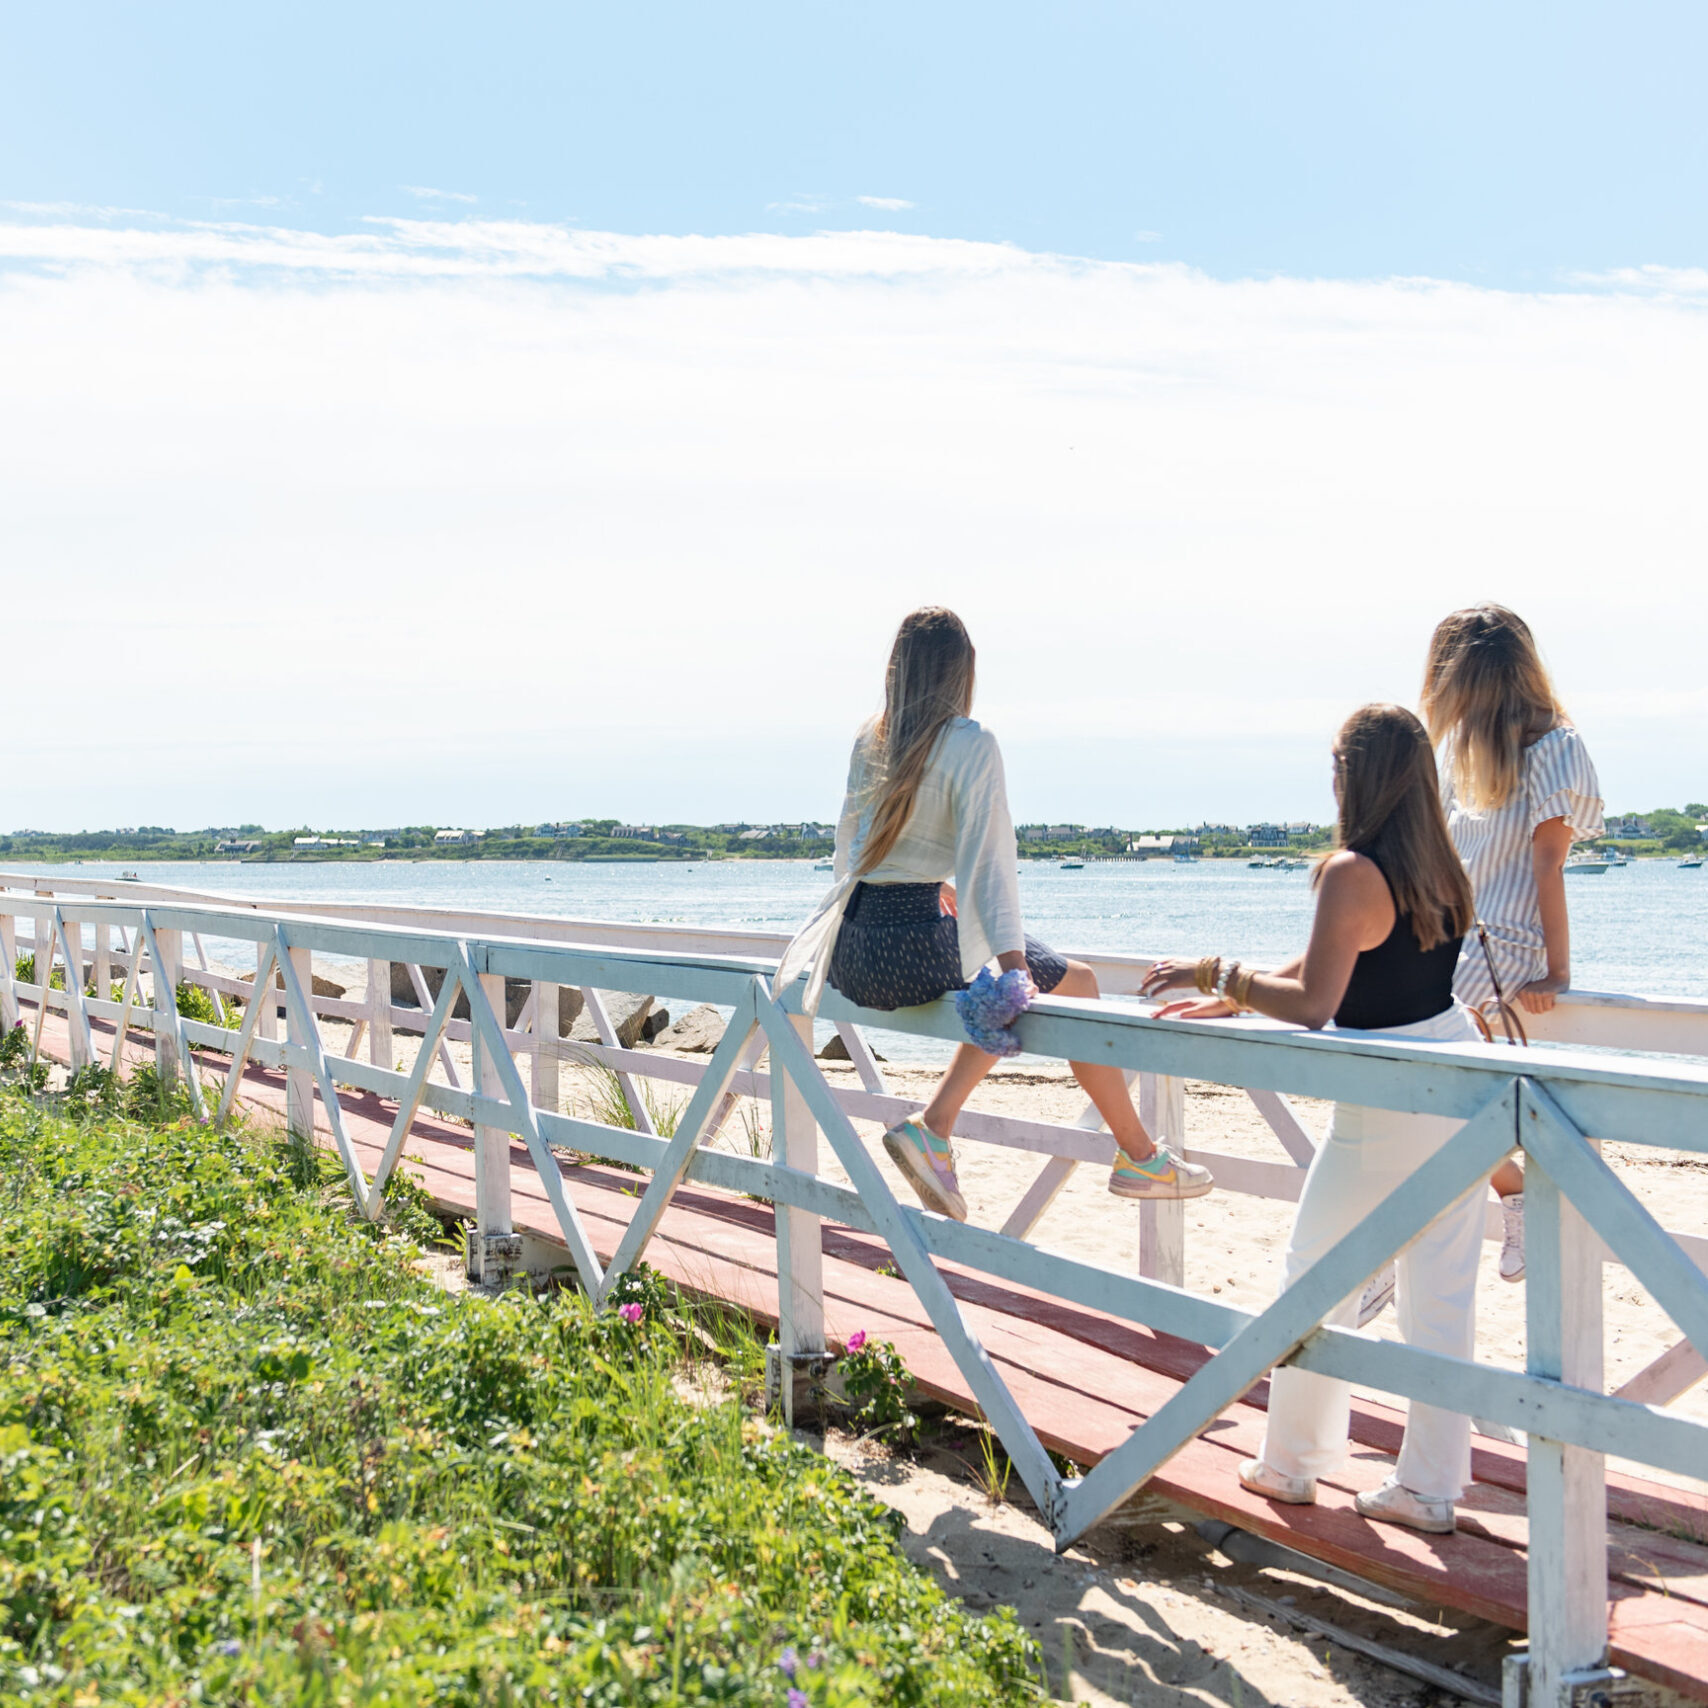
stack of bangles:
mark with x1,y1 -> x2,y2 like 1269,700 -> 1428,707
1193,955 -> 1257,1013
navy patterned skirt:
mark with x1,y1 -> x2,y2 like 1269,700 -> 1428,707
826,881 -> 1068,1012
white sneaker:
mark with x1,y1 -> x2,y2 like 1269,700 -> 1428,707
1357,1265 -> 1396,1328
1237,1456 -> 1316,1504
1499,1193 -> 1525,1282
1355,1476 -> 1456,1534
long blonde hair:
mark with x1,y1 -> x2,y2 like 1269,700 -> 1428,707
855,607 -> 976,875
1320,703 -> 1474,952
1421,604 -> 1566,810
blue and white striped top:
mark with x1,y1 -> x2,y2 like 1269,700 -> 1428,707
1441,724 -> 1604,1005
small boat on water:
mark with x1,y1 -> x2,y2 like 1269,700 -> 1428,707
1680,857 -> 1703,870
1565,855 -> 1609,874
813,859 -> 834,871
120,869 -> 139,881
1059,859 -> 1085,870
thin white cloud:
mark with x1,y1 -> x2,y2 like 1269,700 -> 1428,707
1133,229 -> 1162,243
1569,264 -> 1708,295
0,210 -> 1703,826
767,196 -> 826,215
855,195 -> 915,211
401,184 -> 478,204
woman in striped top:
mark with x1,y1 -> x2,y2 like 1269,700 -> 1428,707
1423,605 -> 1604,1283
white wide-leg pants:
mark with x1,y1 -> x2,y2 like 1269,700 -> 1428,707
1259,1003 -> 1488,1502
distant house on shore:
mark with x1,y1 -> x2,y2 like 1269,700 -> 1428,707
294,835 -> 359,850
434,828 -> 477,845
613,825 -> 656,840
1247,824 -> 1289,847
1607,815 -> 1653,839
534,822 -> 583,839
216,839 -> 261,854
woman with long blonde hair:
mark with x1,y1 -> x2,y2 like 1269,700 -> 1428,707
1142,705 -> 1483,1534
777,606 -> 1213,1222
1420,604 -> 1603,1281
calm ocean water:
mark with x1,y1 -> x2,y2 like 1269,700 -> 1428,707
10,856 -> 1704,1064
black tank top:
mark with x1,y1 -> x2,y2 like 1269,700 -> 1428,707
1332,856 -> 1463,1031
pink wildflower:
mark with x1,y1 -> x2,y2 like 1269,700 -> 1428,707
845,1330 -> 868,1354
617,1302 -> 644,1326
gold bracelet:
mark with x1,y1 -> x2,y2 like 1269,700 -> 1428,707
1229,965 -> 1257,1011
1195,955 -> 1220,996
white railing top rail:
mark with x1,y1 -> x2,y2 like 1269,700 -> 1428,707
5,867 -> 1705,1050
9,889 -> 1708,1149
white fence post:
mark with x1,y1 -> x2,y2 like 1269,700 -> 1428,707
257,939 -> 279,1046
532,980 -> 560,1115
284,943 -> 315,1137
772,1011 -> 826,1426
1139,1073 -> 1187,1285
0,909 -> 16,1032
93,917 -> 111,1008
367,958 -> 392,1071
152,924 -> 183,1083
1521,1143 -> 1609,1707
471,966 -> 515,1281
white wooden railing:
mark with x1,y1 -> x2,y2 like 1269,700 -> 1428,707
6,869 -> 1708,1413
4,874 -> 1708,1706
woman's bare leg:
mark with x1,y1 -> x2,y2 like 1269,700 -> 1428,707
1490,1158 -> 1524,1198
1053,961 -> 1157,1160
922,1043 -> 999,1137
921,960 -> 1157,1161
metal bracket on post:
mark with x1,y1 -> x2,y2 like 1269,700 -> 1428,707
472,1232 -> 526,1286
1503,1655 -> 1656,1708
764,1344 -> 834,1424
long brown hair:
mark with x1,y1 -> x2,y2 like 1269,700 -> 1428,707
1320,703 -> 1474,951
1421,604 -> 1566,810
855,607 -> 976,874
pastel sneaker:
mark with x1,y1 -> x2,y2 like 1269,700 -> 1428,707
1355,1476 -> 1456,1534
1108,1145 -> 1214,1200
882,1118 -> 968,1222
1357,1264 -> 1396,1328
1238,1457 -> 1316,1504
1498,1193 -> 1525,1282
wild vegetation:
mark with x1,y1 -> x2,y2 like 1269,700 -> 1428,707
0,1080 -> 1040,1705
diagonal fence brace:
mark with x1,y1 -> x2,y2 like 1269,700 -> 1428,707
215,937 -> 280,1125
1519,1077 -> 1708,1360
366,967 -> 463,1211
759,987 -> 1066,1524
596,982 -> 762,1301
451,941 -> 606,1297
1056,1081 -> 1521,1544
274,925 -> 368,1215
137,911 -> 207,1120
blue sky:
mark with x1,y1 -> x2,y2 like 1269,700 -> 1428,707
5,2 -> 1706,286
1,6 -> 1705,831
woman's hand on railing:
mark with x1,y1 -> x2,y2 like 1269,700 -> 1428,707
1517,972 -> 1567,1014
1152,996 -> 1238,1021
1138,957 -> 1200,998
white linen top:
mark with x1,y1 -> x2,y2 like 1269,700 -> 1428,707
1441,724 -> 1603,1006
773,717 -> 1025,1011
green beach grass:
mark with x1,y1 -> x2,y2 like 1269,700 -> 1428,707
0,1075 -> 1040,1705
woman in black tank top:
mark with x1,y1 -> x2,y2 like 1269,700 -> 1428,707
1141,705 -> 1487,1538
1331,852 -> 1461,1031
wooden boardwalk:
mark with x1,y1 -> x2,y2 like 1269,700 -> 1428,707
35,1008 -> 1708,1701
